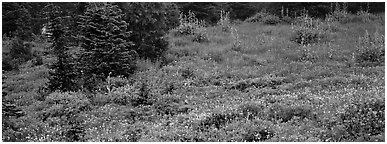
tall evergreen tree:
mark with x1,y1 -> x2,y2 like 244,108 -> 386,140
14,4 -> 33,40
116,2 -> 171,61
43,4 -> 78,92
78,3 -> 137,82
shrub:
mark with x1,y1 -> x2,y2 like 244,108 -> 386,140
230,27 -> 242,52
290,16 -> 327,45
355,10 -> 381,23
191,28 -> 209,43
217,10 -> 232,32
105,75 -> 130,92
32,55 -> 43,66
245,11 -> 269,23
245,11 -> 280,25
266,103 -> 313,123
24,92 -> 92,141
326,10 -> 351,24
243,127 -> 275,142
181,67 -> 195,79
262,15 -> 281,25
237,103 -> 265,120
172,11 -> 209,43
101,81 -> 154,107
281,16 -> 293,24
42,92 -> 91,118
9,38 -> 33,62
2,55 -> 19,71
152,94 -> 191,116
197,112 -> 240,131
340,97 -> 384,140
355,30 -> 384,67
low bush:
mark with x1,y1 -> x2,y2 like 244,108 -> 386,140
245,11 -> 281,25
355,30 -> 384,67
290,16 -> 327,45
243,126 -> 275,142
281,16 -> 293,24
266,103 -> 313,123
32,55 -> 43,66
217,10 -> 232,32
2,56 -> 19,71
103,81 -> 154,107
9,38 -> 33,62
197,112 -> 240,131
152,94 -> 191,116
340,97 -> 384,140
245,11 -> 269,23
262,15 -> 281,25
172,11 -> 206,35
228,76 -> 286,92
237,103 -> 265,120
326,9 -> 381,24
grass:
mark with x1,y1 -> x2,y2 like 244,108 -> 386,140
2,13 -> 385,142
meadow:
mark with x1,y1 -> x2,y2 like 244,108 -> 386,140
2,10 -> 385,142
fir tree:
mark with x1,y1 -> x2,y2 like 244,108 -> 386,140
118,2 -> 170,60
14,4 -> 33,41
43,4 -> 78,92
78,3 -> 137,82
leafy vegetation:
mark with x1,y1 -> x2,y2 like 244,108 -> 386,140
2,2 -> 385,142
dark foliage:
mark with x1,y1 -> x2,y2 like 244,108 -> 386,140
237,103 -> 265,120
176,2 -> 221,25
290,28 -> 326,45
197,112 -> 240,131
356,47 -> 384,67
267,103 -> 313,123
2,76 -> 25,142
341,98 -> 384,140
78,3 -> 137,82
223,2 -> 258,21
243,127 -> 275,142
8,38 -> 33,62
2,3 -> 33,39
43,4 -> 79,92
13,4 -> 33,41
165,3 -> 181,30
117,2 -> 170,61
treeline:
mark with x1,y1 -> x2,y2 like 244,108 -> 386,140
3,2 -> 385,37
176,2 -> 384,24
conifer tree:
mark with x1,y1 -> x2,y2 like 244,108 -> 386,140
78,3 -> 137,81
118,2 -> 170,60
14,4 -> 33,41
43,4 -> 78,92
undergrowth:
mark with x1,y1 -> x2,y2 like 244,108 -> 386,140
2,8 -> 384,142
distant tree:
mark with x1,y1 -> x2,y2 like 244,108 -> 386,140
43,4 -> 78,92
223,2 -> 259,21
2,3 -> 20,37
78,3 -> 137,84
176,2 -> 221,25
24,2 -> 47,35
2,3 -> 33,40
14,4 -> 33,40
